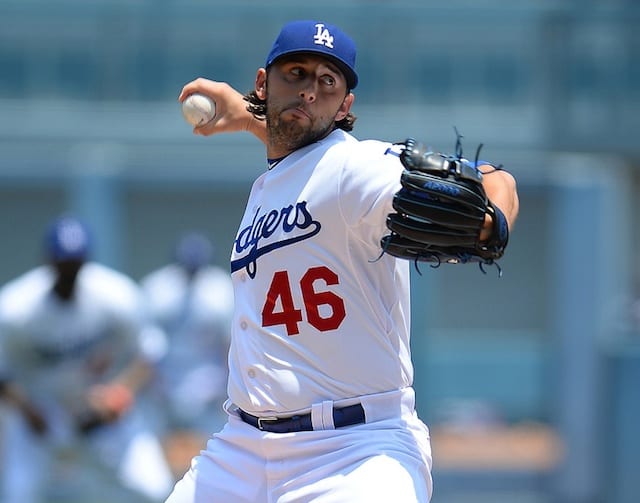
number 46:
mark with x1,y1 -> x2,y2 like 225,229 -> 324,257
261,266 -> 346,336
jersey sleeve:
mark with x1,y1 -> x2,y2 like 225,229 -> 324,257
337,140 -> 404,249
0,275 -> 32,382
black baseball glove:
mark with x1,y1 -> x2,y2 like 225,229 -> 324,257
381,136 -> 509,272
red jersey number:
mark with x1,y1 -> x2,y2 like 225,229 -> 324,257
262,266 -> 346,336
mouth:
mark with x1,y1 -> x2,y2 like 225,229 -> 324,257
283,106 -> 311,121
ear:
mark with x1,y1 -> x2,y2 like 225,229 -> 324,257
255,69 -> 267,100
334,92 -> 355,122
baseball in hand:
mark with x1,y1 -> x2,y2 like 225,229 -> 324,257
181,93 -> 216,127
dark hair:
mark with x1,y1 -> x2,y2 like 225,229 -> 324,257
243,91 -> 357,132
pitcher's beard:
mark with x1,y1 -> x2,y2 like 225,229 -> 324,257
267,111 -> 335,153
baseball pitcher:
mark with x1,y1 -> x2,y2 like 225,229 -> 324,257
167,20 -> 519,503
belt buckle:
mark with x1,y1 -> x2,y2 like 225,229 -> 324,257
257,416 -> 279,431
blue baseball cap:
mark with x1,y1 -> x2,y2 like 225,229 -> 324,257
175,232 -> 214,272
265,20 -> 358,90
44,215 -> 91,261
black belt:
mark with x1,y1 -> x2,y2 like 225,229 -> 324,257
238,403 -> 365,433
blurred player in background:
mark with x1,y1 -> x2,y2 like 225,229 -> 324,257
139,231 -> 234,476
0,214 -> 174,503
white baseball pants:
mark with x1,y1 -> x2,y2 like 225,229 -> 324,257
166,388 -> 433,502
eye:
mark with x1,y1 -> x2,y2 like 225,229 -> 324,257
321,75 -> 336,86
290,67 -> 304,78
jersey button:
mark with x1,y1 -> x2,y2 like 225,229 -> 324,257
247,369 -> 256,378
240,321 -> 248,330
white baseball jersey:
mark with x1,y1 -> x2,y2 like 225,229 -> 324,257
140,263 -> 234,429
0,263 -> 147,417
0,262 -> 173,501
228,128 -> 412,414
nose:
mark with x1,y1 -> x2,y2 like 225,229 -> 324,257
299,80 -> 317,102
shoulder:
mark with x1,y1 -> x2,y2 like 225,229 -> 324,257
318,130 -> 401,174
80,263 -> 144,308
334,135 -> 405,192
81,262 -> 136,287
0,266 -> 52,320
332,131 -> 402,169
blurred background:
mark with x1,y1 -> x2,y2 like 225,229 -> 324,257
1,0 -> 639,502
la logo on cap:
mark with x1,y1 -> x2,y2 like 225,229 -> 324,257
265,20 -> 359,89
313,23 -> 334,49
